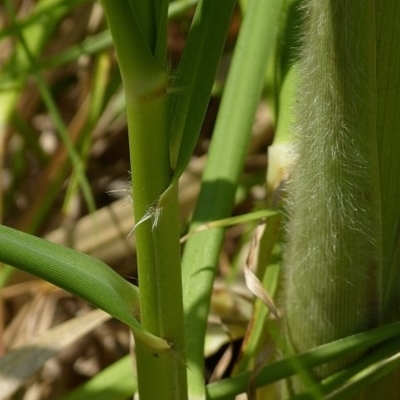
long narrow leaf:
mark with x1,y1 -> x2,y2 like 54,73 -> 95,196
206,321 -> 400,399
181,0 -> 284,397
167,0 -> 236,171
59,355 -> 136,400
0,225 -> 169,352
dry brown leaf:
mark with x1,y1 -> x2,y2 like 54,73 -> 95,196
0,309 -> 110,399
244,223 -> 278,319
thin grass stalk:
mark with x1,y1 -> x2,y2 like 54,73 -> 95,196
100,2 -> 187,399
0,1 -> 198,83
282,0 -> 381,393
2,0 -> 96,244
0,0 -> 71,221
63,52 -> 110,214
181,0 -> 285,398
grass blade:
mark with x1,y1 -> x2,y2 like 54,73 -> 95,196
0,224 -> 169,352
181,0 -> 286,397
59,355 -> 136,400
206,322 -> 400,399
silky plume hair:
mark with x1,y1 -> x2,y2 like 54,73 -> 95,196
282,0 -> 381,388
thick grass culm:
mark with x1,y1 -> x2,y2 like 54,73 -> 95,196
282,0 -> 381,392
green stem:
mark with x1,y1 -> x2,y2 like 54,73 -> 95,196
282,0 -> 381,391
101,2 -> 187,399
181,0 -> 283,397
